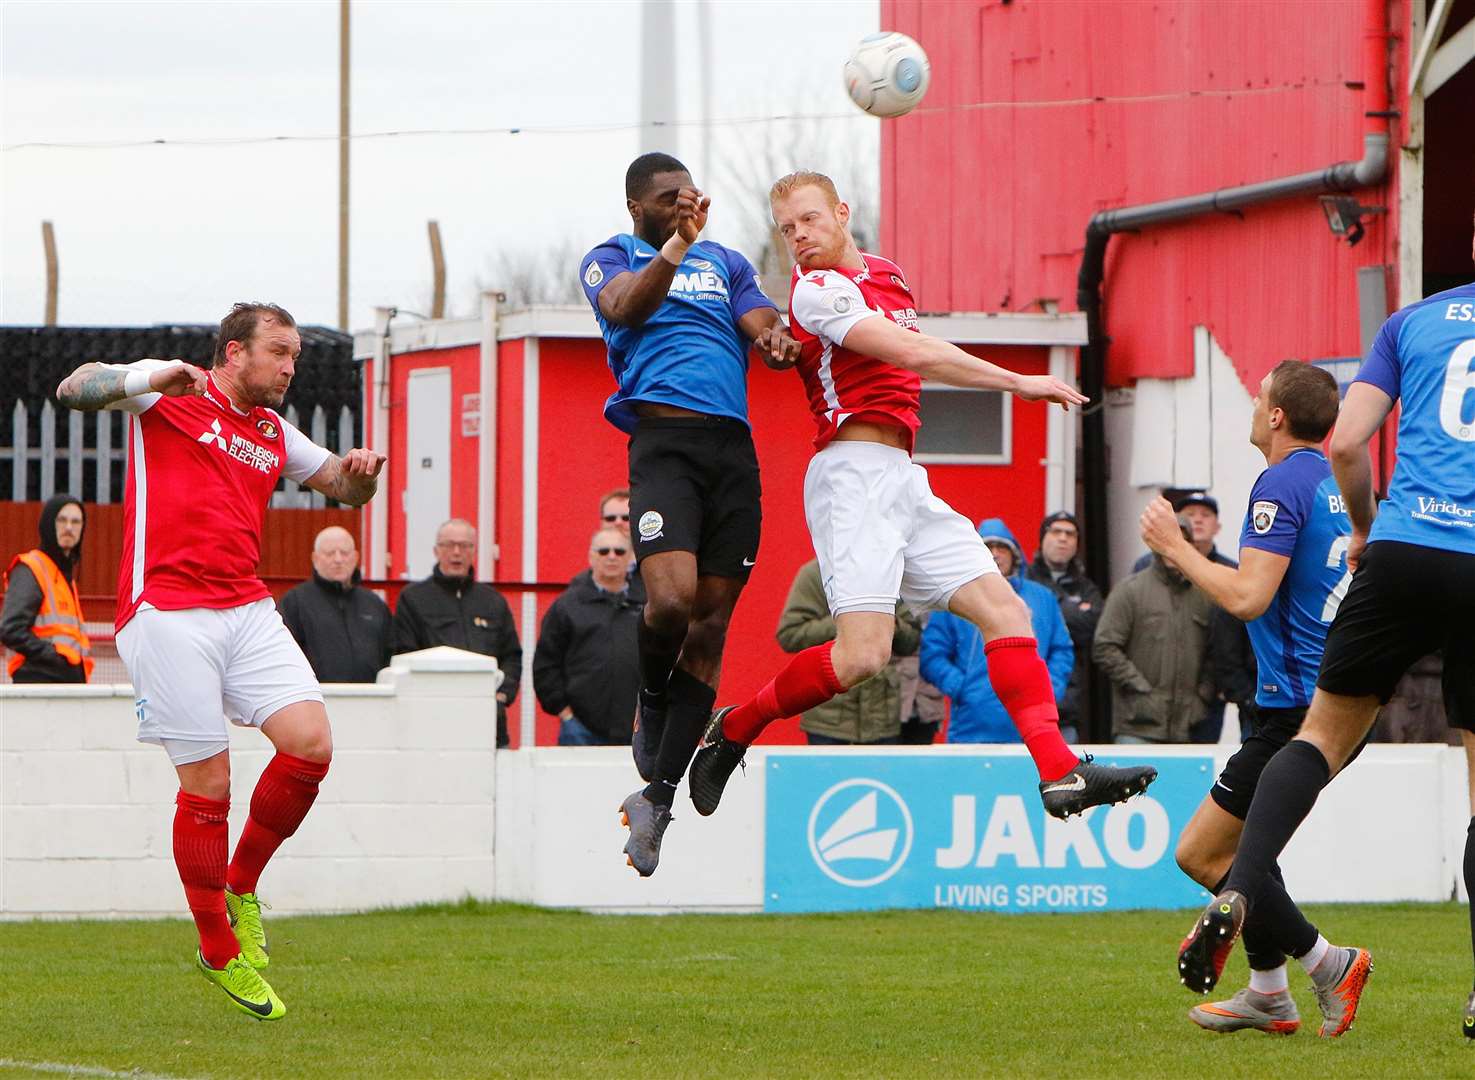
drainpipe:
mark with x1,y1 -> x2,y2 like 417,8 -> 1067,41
1075,0 -> 1391,591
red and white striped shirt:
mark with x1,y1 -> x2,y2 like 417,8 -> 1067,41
787,253 -> 923,451
105,359 -> 330,630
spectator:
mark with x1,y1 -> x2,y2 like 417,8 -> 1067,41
775,558 -> 921,745
1373,654 -> 1459,744
2,494 -> 92,684
922,519 -> 1073,743
895,624 -> 947,744
1132,492 -> 1255,743
534,526 -> 645,746
279,526 -> 392,683
394,518 -> 521,747
1025,511 -> 1103,742
599,488 -> 631,538
1094,517 -> 1213,743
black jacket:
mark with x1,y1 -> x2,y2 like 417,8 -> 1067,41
393,566 -> 522,746
1025,554 -> 1103,730
279,571 -> 393,684
533,569 -> 645,743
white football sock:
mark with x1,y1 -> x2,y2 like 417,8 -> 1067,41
1298,934 -> 1331,976
1248,964 -> 1289,995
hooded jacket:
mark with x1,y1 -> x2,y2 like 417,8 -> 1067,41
279,569 -> 394,683
1092,556 -> 1213,742
1024,511 -> 1104,732
920,519 -> 1074,743
1,495 -> 89,683
533,568 -> 645,743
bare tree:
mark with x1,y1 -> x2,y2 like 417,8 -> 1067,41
469,238 -> 589,311
709,115 -> 879,303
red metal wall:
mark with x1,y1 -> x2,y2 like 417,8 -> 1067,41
528,339 -> 1053,745
880,0 -> 1403,394
385,345 -> 482,579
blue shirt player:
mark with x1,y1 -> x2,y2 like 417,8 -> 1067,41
1143,360 -> 1366,1034
579,152 -> 799,879
1182,265 -> 1475,1035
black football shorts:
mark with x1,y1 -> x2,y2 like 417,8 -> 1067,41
1316,540 -> 1475,732
627,415 -> 762,581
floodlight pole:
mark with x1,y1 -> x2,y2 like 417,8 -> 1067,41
338,0 -> 351,330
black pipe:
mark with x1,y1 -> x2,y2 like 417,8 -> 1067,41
1073,132 -> 1388,595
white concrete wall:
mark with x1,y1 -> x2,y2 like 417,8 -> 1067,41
3,668 -> 1468,916
1106,326 -> 1265,583
492,743 -> 1471,913
1,648 -> 503,917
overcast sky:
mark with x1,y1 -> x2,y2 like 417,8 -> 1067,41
2,0 -> 879,331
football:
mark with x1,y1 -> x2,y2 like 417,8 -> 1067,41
844,31 -> 932,118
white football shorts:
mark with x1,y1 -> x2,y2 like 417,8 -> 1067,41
117,598 -> 323,764
804,439 -> 998,616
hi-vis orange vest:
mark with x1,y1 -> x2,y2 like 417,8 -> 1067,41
5,550 -> 93,680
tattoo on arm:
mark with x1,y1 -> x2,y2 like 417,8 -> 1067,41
306,454 -> 379,507
56,365 -> 129,411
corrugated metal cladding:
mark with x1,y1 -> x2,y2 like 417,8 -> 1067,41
879,0 -> 1402,390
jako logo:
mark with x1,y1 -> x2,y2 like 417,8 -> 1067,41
807,778 -> 914,887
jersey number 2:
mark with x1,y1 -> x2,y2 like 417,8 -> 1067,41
1439,339 -> 1475,442
1321,535 -> 1353,623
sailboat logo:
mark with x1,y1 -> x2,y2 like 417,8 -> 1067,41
807,778 -> 914,887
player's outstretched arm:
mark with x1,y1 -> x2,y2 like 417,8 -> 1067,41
1139,496 -> 1289,619
841,317 -> 1087,408
1328,382 -> 1392,569
56,360 -> 205,411
304,448 -> 387,507
597,187 -> 711,328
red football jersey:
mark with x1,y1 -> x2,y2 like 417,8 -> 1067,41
106,360 -> 331,630
786,253 -> 923,451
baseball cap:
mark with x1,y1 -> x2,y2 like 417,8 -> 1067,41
1175,491 -> 1219,515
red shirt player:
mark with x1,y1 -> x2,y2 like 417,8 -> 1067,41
688,171 -> 1159,819
56,302 -> 385,1021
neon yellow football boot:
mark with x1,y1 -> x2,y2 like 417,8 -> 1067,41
225,889 -> 270,970
195,950 -> 286,1021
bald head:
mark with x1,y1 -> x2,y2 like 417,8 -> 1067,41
312,526 -> 359,584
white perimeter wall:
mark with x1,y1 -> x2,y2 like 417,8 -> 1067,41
2,664 -> 1469,917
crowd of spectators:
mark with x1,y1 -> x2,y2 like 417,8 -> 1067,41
2,488 -> 1454,750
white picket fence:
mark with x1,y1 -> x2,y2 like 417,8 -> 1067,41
6,400 -> 357,507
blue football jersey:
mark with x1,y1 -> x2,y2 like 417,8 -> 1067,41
579,235 -> 775,433
1356,283 -> 1475,554
1239,449 -> 1352,708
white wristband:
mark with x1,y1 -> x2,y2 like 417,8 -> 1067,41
123,369 -> 154,397
660,234 -> 690,267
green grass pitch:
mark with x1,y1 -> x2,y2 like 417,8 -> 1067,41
1,901 -> 1471,1078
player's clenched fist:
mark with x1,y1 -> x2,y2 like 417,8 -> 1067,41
675,186 -> 711,245
1014,374 -> 1088,410
1139,495 -> 1183,555
340,448 -> 387,477
149,362 -> 209,398
753,323 -> 802,371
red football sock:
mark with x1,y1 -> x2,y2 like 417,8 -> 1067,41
227,752 -> 330,896
173,790 -> 238,969
722,641 -> 846,745
984,637 -> 1078,782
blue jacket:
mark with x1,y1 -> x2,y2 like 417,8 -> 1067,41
920,518 -> 1074,743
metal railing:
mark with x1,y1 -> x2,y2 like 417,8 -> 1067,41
5,400 -> 357,508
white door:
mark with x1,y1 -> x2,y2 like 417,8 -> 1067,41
405,368 -> 452,579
